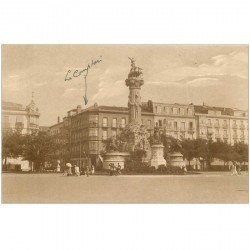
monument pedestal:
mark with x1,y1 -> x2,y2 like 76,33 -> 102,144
103,152 -> 130,170
169,152 -> 185,168
150,144 -> 166,169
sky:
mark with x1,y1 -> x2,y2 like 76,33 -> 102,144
2,45 -> 248,126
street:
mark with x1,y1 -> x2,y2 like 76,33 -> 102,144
2,172 -> 249,203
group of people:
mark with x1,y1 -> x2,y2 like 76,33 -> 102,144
109,163 -> 122,176
229,161 -> 241,175
64,163 -> 95,177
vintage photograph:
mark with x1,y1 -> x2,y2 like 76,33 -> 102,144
1,45 -> 249,203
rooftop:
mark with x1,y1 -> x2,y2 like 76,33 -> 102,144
2,101 -> 24,111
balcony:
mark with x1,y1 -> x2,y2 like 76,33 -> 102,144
240,124 -> 245,130
232,124 -> 238,129
223,134 -> 228,138
200,134 -> 207,139
88,135 -> 98,140
232,134 -> 238,139
89,121 -> 98,127
239,133 -> 244,138
188,128 -> 195,134
119,124 -> 126,129
222,124 -> 228,129
215,134 -> 220,139
15,122 -> 24,130
207,124 -> 212,128
214,124 -> 220,128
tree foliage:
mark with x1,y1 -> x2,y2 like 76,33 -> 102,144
22,131 -> 59,169
2,130 -> 24,163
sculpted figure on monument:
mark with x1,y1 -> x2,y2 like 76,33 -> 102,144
152,126 -> 162,145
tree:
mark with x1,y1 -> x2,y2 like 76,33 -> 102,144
211,141 -> 233,166
233,142 -> 248,164
2,130 -> 24,167
22,131 -> 59,171
181,139 -> 196,167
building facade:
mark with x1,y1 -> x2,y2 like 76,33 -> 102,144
2,96 -> 40,171
151,102 -> 196,140
50,100 -> 248,167
195,105 -> 248,144
2,99 -> 40,134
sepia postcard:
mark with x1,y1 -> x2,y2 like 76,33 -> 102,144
1,45 -> 249,204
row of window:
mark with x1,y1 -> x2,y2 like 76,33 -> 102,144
71,141 -> 98,152
71,129 -> 118,141
200,119 -> 247,127
200,129 -> 245,137
72,115 -> 98,128
156,120 -> 194,130
102,117 -> 126,128
155,106 -> 193,116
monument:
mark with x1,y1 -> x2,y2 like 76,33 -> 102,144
125,57 -> 151,156
150,125 -> 166,168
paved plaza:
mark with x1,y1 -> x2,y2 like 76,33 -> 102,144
2,172 -> 249,204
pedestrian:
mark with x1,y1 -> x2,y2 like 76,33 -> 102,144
236,162 -> 241,175
85,165 -> 90,177
74,164 -> 80,176
66,162 -> 73,176
231,161 -> 238,176
109,163 -> 113,176
91,165 -> 95,175
117,163 -> 122,175
56,160 -> 61,173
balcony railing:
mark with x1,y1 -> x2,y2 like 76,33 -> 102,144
223,134 -> 228,138
214,124 -> 220,128
232,124 -> 238,129
215,134 -> 220,139
188,128 -> 195,134
233,134 -> 238,139
15,122 -> 24,130
207,124 -> 212,128
89,122 -> 98,127
88,135 -> 98,140
240,125 -> 245,130
222,124 -> 228,129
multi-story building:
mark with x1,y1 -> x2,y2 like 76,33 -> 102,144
65,103 -> 154,166
195,105 -> 248,144
151,102 -> 196,140
2,98 -> 40,134
51,100 -> 248,167
2,95 -> 40,171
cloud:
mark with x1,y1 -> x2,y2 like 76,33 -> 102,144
63,88 -> 84,98
8,74 -> 20,79
90,67 -> 128,105
186,77 -> 221,87
92,80 -> 126,101
152,51 -> 248,83
146,80 -> 183,87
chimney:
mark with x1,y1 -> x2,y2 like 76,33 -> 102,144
77,105 -> 82,114
57,116 -> 60,123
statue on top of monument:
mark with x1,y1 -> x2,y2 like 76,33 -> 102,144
128,57 -> 143,78
128,57 -> 136,69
